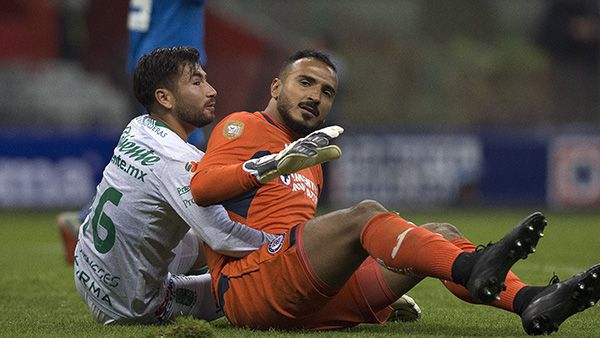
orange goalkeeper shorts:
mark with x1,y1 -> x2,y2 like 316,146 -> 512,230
216,223 -> 393,330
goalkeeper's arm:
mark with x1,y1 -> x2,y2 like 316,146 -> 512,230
243,125 -> 344,184
191,125 -> 343,206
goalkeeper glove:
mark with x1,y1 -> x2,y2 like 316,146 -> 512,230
243,125 -> 344,184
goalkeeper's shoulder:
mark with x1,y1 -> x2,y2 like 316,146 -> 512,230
213,111 -> 268,142
219,111 -> 266,126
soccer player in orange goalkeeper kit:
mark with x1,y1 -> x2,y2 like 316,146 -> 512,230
190,49 -> 600,335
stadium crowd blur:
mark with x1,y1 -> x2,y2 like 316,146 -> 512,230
2,0 -> 598,132
1,0 -> 598,210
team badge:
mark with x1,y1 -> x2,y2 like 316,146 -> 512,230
223,121 -> 245,139
268,233 -> 286,254
280,174 -> 291,186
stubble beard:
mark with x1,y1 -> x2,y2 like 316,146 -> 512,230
176,103 -> 214,129
277,93 -> 322,137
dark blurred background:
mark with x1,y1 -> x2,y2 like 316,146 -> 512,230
0,0 -> 598,211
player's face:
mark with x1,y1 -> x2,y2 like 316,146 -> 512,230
274,58 -> 337,136
173,64 -> 217,128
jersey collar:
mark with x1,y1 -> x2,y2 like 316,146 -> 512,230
259,111 -> 301,140
148,114 -> 174,132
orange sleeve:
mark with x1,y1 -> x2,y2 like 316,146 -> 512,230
191,113 -> 267,206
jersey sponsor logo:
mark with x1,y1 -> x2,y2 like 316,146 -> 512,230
267,233 -> 286,254
185,161 -> 199,174
177,185 -> 191,196
283,172 -> 319,205
117,134 -> 161,166
78,248 -> 121,288
111,154 -> 148,182
75,269 -> 113,307
222,121 -> 244,139
75,254 -> 114,308
183,199 -> 197,208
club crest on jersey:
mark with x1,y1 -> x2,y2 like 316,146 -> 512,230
280,174 -> 291,185
268,233 -> 286,254
223,121 -> 245,139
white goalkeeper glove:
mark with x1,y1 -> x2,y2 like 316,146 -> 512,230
243,125 -> 344,184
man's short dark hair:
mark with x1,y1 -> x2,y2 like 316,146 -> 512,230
279,49 -> 337,77
133,46 -> 200,111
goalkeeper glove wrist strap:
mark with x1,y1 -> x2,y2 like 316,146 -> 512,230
243,154 -> 278,183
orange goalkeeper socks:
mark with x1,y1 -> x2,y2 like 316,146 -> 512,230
360,213 -> 463,281
443,237 -> 528,312
360,213 -> 531,313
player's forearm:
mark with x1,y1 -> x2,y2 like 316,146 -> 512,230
193,205 -> 276,256
190,163 -> 259,206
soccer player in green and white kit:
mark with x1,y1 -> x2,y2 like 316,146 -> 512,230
74,47 -> 275,324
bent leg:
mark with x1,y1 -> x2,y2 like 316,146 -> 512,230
361,212 -> 465,280
302,200 -> 387,290
305,203 -> 546,313
381,267 -> 423,299
420,222 -> 529,312
218,224 -> 416,330
295,257 -> 421,329
304,201 -> 466,292
297,258 -> 397,329
378,222 -> 462,303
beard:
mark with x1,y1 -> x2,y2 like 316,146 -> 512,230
277,92 -> 323,136
175,101 -> 215,129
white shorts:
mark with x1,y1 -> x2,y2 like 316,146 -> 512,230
153,273 -> 223,324
168,228 -> 203,274
78,230 -> 222,324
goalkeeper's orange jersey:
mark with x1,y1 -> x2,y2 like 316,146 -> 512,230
190,111 -> 323,272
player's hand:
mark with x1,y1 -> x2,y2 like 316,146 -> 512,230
243,125 -> 344,184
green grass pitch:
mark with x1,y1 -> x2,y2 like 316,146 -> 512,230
1,209 -> 599,337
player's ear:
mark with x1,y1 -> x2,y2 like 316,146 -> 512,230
270,78 -> 281,99
155,88 -> 174,110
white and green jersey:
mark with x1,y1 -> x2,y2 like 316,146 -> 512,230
74,115 -> 273,323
